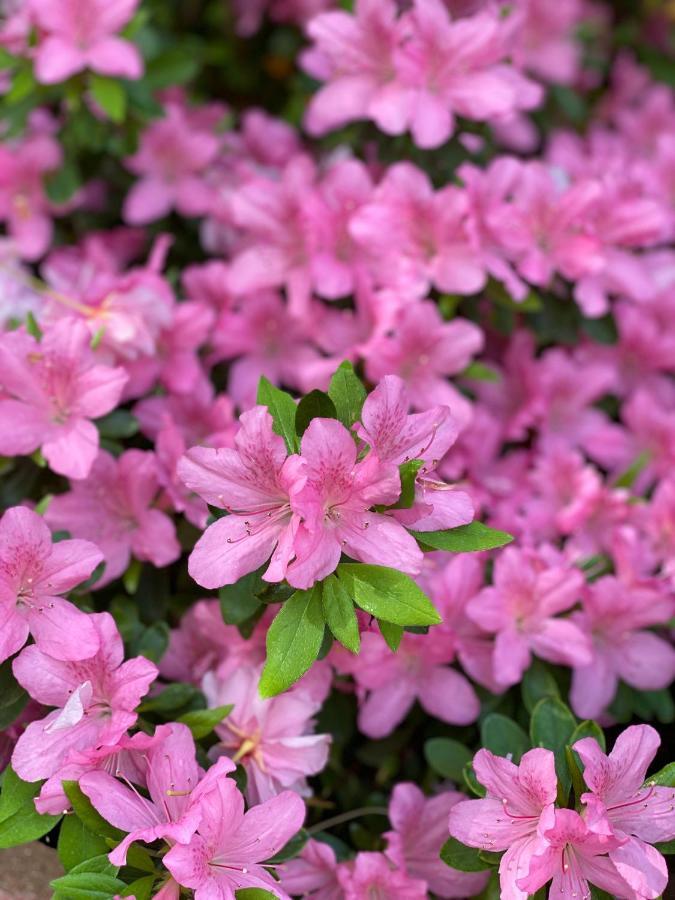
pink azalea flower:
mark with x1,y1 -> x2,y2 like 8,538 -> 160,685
80,723 -> 236,865
134,378 -> 236,447
30,0 -> 143,85
349,164 -> 486,299
155,421 -> 209,529
574,724 -> 675,899
163,778 -> 305,899
385,782 -> 489,898
123,102 -> 220,225
11,612 -> 157,782
35,728 -> 159,815
569,575 -> 675,719
301,0 -> 405,139
286,417 -> 424,589
45,449 -> 181,586
448,748 -> 557,900
279,838 -> 344,900
0,506 -> 102,664
466,546 -> 592,688
204,663 -> 331,805
0,132 -> 62,260
0,319 -> 127,479
364,301 -> 484,426
392,2 -> 542,149
338,851 -> 428,899
357,375 -> 474,531
517,809 -> 631,899
179,406 -> 307,589
335,628 -> 479,739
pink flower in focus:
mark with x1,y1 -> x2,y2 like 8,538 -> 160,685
45,449 -> 180,586
517,809 -> 630,899
30,0 -> 143,84
335,627 -> 479,739
466,546 -> 591,689
569,575 -> 675,719
80,723 -> 236,865
0,132 -> 62,260
179,406 -> 307,589
0,320 -> 127,478
338,851 -> 428,899
0,506 -> 102,664
124,103 -> 220,225
364,301 -> 484,426
385,782 -> 489,898
448,748 -> 557,900
204,663 -> 331,805
11,612 -> 157,782
574,724 -> 674,899
287,417 -> 424,589
163,778 -> 305,899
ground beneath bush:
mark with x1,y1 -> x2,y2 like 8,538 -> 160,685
0,843 -> 61,898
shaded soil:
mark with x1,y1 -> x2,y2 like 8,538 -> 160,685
0,843 -> 62,899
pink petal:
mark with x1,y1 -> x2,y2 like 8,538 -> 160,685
42,418 -> 100,480
87,37 -> 143,80
187,514 -> 283,589
34,37 -> 85,84
418,666 -> 479,725
27,596 -> 101,661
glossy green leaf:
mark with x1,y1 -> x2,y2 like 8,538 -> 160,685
90,74 -> 127,123
259,586 -> 325,697
327,360 -> 367,428
337,564 -> 441,627
424,737 -> 472,781
481,714 -> 530,763
378,619 -> 403,651
178,704 -> 233,739
322,575 -> 360,653
390,459 -> 424,510
57,814 -> 109,872
411,522 -> 513,553
257,377 -> 299,452
295,390 -> 337,436
440,837 -> 491,872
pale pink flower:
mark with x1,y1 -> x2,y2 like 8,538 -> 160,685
80,723 -> 236,865
204,663 -> 331,805
569,575 -> 675,719
385,782 -> 489,898
466,546 -> 591,689
279,838 -> 344,900
0,132 -> 62,260
179,406 -> 307,589
286,417 -> 424,589
517,809 -> 631,899
357,375 -> 474,532
124,103 -> 220,225
336,627 -> 479,739
575,724 -> 675,899
134,378 -> 236,447
0,319 -> 127,478
349,164 -> 486,298
155,421 -> 209,529
11,612 -> 157,782
0,506 -> 102,664
45,449 -> 180,586
30,0 -> 143,85
163,778 -> 305,899
301,0 -> 405,138
364,301 -> 484,426
510,0 -> 585,84
338,851 -> 427,899
448,748 -> 557,900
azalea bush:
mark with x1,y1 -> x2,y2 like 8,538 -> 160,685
0,1 -> 674,899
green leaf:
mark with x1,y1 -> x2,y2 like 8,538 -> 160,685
322,575 -> 360,653
6,66 -> 36,104
649,762 -> 675,788
295,390 -> 337,437
57,814 -> 109,872
220,567 -> 265,625
463,762 -> 486,797
424,737 -> 472,781
135,621 -> 170,663
265,828 -> 309,864
614,451 -> 651,489
0,47 -> 16,69
139,682 -> 201,714
440,837 -> 491,872
390,460 -> 424,510
45,161 -> 82,205
480,714 -> 530,763
0,659 -> 28,729
0,766 -> 61,849
336,564 -> 441,627
569,720 -> 605,752
257,377 -> 299,453
236,890 -> 278,900
145,47 -> 201,89
461,362 -> 502,383
521,660 -> 560,714
51,871 -> 126,899
62,781 -> 122,841
378,619 -> 403,651
120,875 -> 156,899
259,586 -> 326,697
90,74 -> 127,123
530,698 -> 577,796
95,410 -> 139,439
178,705 -> 233,740
25,310 -> 43,340
411,522 -> 513,553
655,839 -> 675,855
327,360 -> 367,427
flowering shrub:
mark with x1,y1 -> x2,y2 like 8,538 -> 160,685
0,1 -> 674,899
